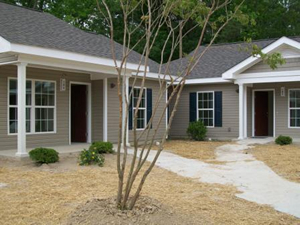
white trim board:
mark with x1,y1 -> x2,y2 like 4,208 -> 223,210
252,89 -> 276,138
69,81 -> 92,145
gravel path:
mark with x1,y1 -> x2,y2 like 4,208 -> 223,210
128,139 -> 300,218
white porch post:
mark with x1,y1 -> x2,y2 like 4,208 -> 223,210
121,76 -> 130,146
103,78 -> 108,142
16,62 -> 28,157
243,85 -> 248,138
238,83 -> 245,140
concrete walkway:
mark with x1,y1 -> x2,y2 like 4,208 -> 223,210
129,139 -> 300,218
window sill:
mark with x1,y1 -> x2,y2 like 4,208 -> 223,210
8,132 -> 57,136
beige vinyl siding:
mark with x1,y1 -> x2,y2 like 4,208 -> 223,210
246,82 -> 300,138
91,80 -> 103,142
243,58 -> 300,74
106,78 -> 120,143
169,83 -> 239,139
106,78 -> 167,144
0,65 -> 95,151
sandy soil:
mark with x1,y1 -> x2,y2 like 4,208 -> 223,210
0,153 -> 299,225
152,140 -> 229,163
250,144 -> 300,183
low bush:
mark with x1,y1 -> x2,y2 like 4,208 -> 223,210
79,149 -> 105,167
275,135 -> 293,145
29,148 -> 59,164
89,141 -> 114,154
187,120 -> 207,141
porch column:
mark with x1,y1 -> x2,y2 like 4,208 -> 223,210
103,78 -> 108,142
243,85 -> 248,138
122,76 -> 130,146
238,83 -> 245,140
16,63 -> 28,157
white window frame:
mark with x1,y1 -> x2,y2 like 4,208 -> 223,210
8,77 -> 57,135
197,91 -> 215,128
288,89 -> 300,129
132,87 -> 147,130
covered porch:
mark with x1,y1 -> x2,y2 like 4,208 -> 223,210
0,48 -> 128,157
224,37 -> 300,139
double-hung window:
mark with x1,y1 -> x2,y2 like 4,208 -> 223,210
197,91 -> 214,127
132,87 -> 147,129
289,89 -> 300,128
8,78 -> 56,134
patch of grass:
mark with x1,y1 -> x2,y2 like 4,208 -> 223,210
251,144 -> 300,183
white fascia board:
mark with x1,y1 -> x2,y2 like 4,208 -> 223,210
132,71 -> 179,81
171,77 -> 231,85
222,37 -> 300,79
235,75 -> 300,85
0,36 -> 12,53
237,70 -> 300,79
18,54 -> 120,75
10,43 -> 146,71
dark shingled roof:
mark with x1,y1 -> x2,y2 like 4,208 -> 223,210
0,2 -> 159,72
166,37 -> 300,79
1,2 -> 300,79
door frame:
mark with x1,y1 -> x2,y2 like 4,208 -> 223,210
252,89 -> 276,137
69,81 -> 92,144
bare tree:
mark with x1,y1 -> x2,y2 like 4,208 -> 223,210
97,0 -> 245,210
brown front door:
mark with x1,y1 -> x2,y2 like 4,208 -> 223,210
254,91 -> 269,136
71,84 -> 87,142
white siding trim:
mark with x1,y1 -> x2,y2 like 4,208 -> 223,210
103,78 -> 108,141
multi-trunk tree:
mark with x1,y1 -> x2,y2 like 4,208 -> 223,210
97,0 -> 247,210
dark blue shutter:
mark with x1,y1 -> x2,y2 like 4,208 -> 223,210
214,91 -> 222,127
128,86 -> 133,130
189,92 -> 197,122
147,88 -> 152,128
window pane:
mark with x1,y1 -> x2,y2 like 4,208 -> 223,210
26,81 -> 32,106
10,121 -> 17,133
48,109 -> 54,120
48,120 -> 54,132
9,79 -> 17,105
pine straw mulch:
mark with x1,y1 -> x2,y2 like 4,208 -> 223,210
249,143 -> 300,183
152,140 -> 230,163
0,154 -> 299,225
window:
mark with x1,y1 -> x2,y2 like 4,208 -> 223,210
197,91 -> 214,127
289,89 -> 300,128
35,81 -> 55,132
132,87 -> 147,129
8,79 -> 56,134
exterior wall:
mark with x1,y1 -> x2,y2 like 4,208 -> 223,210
246,82 -> 300,138
243,58 -> 300,74
92,80 -> 103,142
169,83 -> 239,139
106,78 -> 167,144
0,65 -> 104,151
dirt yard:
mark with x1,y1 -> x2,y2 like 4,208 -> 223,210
0,151 -> 299,225
152,140 -> 229,163
250,143 -> 300,183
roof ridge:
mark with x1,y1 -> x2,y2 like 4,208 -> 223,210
0,0 -> 44,13
207,35 -> 300,47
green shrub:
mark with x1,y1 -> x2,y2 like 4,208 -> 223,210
275,135 -> 293,145
89,141 -> 114,154
29,148 -> 59,164
79,149 -> 105,167
187,120 -> 207,141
